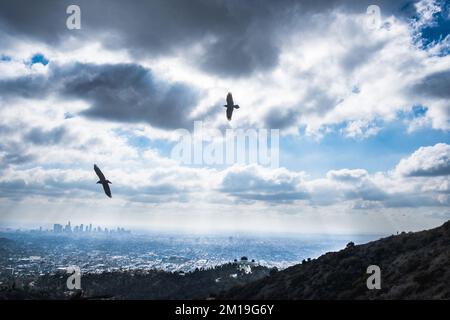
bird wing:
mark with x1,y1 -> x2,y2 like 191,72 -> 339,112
102,183 -> 112,198
94,164 -> 106,181
226,93 -> 234,105
226,107 -> 233,120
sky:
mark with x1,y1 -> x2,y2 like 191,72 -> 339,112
0,0 -> 449,235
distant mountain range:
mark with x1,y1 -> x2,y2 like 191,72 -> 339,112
221,220 -> 450,299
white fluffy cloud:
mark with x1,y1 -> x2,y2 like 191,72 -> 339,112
395,143 -> 450,177
326,169 -> 369,182
217,146 -> 449,209
219,165 -> 308,202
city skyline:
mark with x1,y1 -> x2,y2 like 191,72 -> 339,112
52,221 -> 130,234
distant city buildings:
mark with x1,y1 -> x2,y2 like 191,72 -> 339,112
52,221 -> 130,235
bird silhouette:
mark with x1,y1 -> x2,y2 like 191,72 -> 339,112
224,92 -> 240,121
94,164 -> 112,198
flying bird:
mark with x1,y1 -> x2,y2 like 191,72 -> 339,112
224,92 -> 240,121
94,164 -> 112,198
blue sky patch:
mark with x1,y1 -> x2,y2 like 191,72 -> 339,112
64,112 -> 75,120
397,105 -> 429,120
30,53 -> 49,66
414,0 -> 450,50
280,119 -> 449,177
0,54 -> 11,62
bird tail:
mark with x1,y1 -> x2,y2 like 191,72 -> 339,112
106,180 -> 112,184
234,105 -> 240,109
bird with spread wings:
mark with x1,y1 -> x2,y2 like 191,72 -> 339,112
224,92 -> 240,121
94,164 -> 112,198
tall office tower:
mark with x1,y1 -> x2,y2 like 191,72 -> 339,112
65,221 -> 72,233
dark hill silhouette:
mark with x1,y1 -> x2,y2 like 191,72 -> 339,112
221,220 -> 450,299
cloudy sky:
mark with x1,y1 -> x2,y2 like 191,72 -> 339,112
0,0 -> 449,234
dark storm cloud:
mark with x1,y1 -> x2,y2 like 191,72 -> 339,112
0,124 -> 68,170
56,63 -> 201,129
92,0 -> 291,77
0,74 -> 49,99
0,131 -> 36,168
0,62 -> 202,130
411,70 -> 450,99
340,42 -> 386,73
24,126 -> 68,145
0,176 -> 97,200
0,151 -> 35,168
0,0 -> 67,44
0,0 -> 287,76
405,165 -> 450,177
264,108 -> 299,130
0,0 -> 417,77
261,88 -> 343,131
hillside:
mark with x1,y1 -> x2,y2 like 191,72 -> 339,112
221,220 -> 450,299
0,262 -> 271,300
